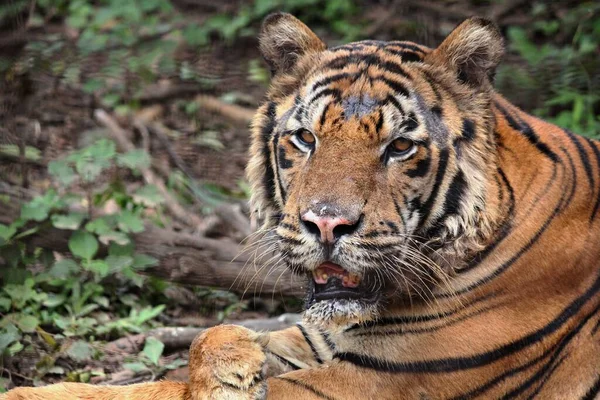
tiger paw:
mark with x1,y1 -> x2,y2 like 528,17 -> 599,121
189,325 -> 268,400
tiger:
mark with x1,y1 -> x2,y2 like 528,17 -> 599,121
4,12 -> 600,400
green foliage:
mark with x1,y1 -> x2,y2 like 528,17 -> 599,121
497,2 -> 600,138
183,0 -> 361,47
0,139 -> 165,371
142,336 -> 164,365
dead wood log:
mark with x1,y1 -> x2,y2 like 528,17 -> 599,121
194,95 -> 254,125
104,313 -> 301,354
0,184 -> 304,298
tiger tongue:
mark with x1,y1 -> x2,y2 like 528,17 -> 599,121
312,262 -> 360,288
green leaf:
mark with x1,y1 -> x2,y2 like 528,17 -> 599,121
21,201 -> 49,222
117,210 -> 144,233
0,324 -> 21,355
43,293 -> 67,308
20,190 -> 63,222
13,226 -> 39,240
117,149 -> 151,170
49,160 -> 78,186
98,230 -> 130,246
105,255 -> 133,273
69,231 -> 99,260
49,259 -> 79,279
0,297 -> 10,312
131,254 -> 158,270
0,223 -> 17,242
143,337 -> 164,365
82,78 -> 104,94
66,340 -> 93,362
7,341 -> 24,356
17,315 -> 40,333
108,242 -> 134,257
136,304 -> 165,325
0,144 -> 41,160
93,295 -> 109,308
123,362 -> 149,373
133,185 -> 164,206
52,213 -> 87,230
84,260 -> 109,278
85,217 -> 113,235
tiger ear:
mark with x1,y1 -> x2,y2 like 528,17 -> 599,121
259,13 -> 326,75
428,17 -> 504,87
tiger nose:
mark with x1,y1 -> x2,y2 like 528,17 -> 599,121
300,208 -> 361,244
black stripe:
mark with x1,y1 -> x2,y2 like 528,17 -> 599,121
278,146 -> 293,169
593,316 -> 600,335
296,324 -> 323,364
443,170 -> 467,216
270,352 -> 303,371
308,88 -> 342,107
336,271 -> 600,373
495,103 -> 559,162
393,196 -> 407,229
398,111 -> 419,132
449,153 -> 570,296
461,119 -> 476,141
384,50 -> 422,62
584,138 -> 600,221
375,110 -> 384,135
565,129 -> 595,190
454,305 -> 600,399
449,344 -> 553,400
279,222 -> 299,232
312,72 -> 355,91
417,148 -> 449,231
386,42 -> 427,53
346,292 -> 496,330
463,168 -> 515,271
506,304 -> 600,399
275,377 -> 337,400
582,374 -> 600,400
377,60 -> 411,78
320,330 -> 336,351
406,153 -> 431,178
375,76 -> 409,98
319,103 -> 331,129
272,132 -> 287,203
384,94 -> 405,115
261,102 -> 277,207
355,303 -> 500,337
515,355 -> 567,400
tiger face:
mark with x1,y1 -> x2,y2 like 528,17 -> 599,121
248,14 -> 506,328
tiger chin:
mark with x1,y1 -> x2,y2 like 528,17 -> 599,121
5,12 -> 600,400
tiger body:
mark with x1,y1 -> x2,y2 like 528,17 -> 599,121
4,14 -> 600,400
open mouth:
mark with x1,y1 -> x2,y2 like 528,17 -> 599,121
310,262 -> 375,303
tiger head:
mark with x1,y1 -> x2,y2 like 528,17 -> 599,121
247,14 -> 506,329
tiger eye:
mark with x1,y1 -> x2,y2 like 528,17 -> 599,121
390,138 -> 414,153
297,129 -> 316,146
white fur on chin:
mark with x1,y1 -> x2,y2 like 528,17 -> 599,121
302,298 -> 380,332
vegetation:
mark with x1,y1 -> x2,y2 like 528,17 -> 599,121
0,0 -> 598,392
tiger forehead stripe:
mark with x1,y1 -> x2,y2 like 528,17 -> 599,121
342,95 -> 379,120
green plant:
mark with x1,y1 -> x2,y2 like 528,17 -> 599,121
496,2 -> 600,138
0,138 -> 167,375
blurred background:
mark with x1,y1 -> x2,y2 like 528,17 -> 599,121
0,0 -> 598,391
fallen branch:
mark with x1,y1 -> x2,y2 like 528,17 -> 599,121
94,109 -> 204,228
195,95 -> 254,125
104,313 -> 301,355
